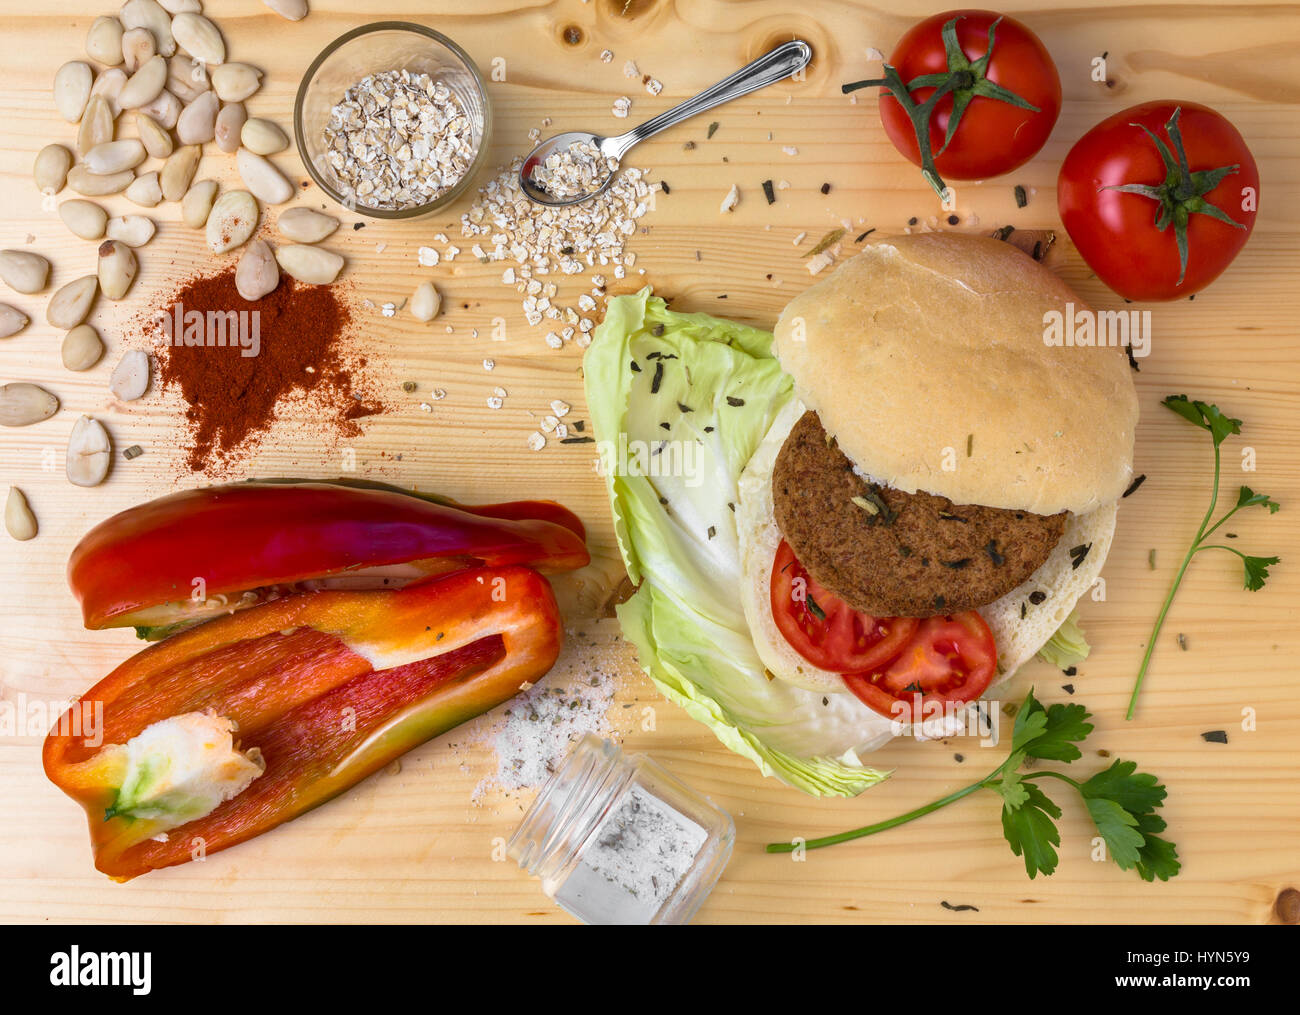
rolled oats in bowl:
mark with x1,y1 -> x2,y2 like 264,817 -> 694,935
323,69 -> 475,211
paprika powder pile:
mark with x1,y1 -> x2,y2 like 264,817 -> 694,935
146,265 -> 386,474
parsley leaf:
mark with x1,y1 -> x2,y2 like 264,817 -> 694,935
1023,703 -> 1093,762
1084,797 -> 1146,869
1001,782 -> 1062,879
994,759 -> 1029,810
1080,759 -> 1167,815
1010,692 -> 1049,752
1162,394 -> 1242,446
1237,485 -> 1280,513
1133,813 -> 1182,882
1242,554 -> 1281,591
767,689 -> 1180,884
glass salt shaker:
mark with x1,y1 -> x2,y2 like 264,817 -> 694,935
507,735 -> 735,925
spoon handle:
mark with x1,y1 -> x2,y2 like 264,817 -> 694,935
605,40 -> 813,159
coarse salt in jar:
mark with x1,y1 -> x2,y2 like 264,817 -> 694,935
507,735 -> 734,925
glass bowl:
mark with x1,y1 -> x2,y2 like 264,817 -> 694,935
294,21 -> 492,220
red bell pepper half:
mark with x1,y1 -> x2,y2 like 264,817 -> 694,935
69,482 -> 589,635
44,565 -> 563,881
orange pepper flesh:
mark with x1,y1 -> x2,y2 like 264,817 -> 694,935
44,565 -> 562,880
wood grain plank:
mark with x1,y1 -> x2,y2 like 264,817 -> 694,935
0,0 -> 1297,924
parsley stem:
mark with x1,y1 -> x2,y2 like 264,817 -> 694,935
1021,769 -> 1081,790
1197,543 -> 1249,559
1126,440 -> 1222,720
765,768 -> 999,853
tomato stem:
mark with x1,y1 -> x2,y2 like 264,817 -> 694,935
1101,107 -> 1245,286
841,15 -> 1040,199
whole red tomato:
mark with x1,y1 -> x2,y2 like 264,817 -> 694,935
846,10 -> 1061,194
1058,101 -> 1258,301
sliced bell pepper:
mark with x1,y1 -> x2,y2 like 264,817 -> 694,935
69,481 -> 589,634
44,565 -> 563,881
253,477 -> 588,542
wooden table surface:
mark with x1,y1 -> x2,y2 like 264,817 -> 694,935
0,0 -> 1296,924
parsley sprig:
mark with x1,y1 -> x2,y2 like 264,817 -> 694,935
766,690 -> 1180,882
1127,396 -> 1280,718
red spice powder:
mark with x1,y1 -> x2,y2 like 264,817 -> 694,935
147,265 -> 385,474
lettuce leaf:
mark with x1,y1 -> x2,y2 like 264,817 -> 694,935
1036,609 -> 1091,671
585,289 -> 889,796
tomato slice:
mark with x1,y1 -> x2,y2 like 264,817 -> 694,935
770,540 -> 918,673
842,612 -> 997,723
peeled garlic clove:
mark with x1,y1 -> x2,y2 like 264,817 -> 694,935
125,171 -> 163,207
46,275 -> 99,329
236,149 -> 293,205
0,304 -> 30,339
262,0 -> 308,20
241,117 -> 290,155
106,214 -> 156,247
277,207 -> 338,243
182,179 -> 218,228
275,244 -> 343,285
68,165 -> 134,197
86,16 -> 125,66
98,239 -> 139,300
34,144 -> 74,193
59,200 -> 109,240
62,324 -> 105,371
5,487 -> 37,541
121,26 -> 157,74
214,101 -> 246,153
0,250 -> 51,294
212,63 -> 262,102
85,138 -> 147,175
171,12 -> 225,65
120,0 -> 175,58
118,54 -> 167,110
135,111 -> 175,159
0,383 -> 58,426
236,239 -> 279,301
110,349 -> 151,401
76,95 -> 115,158
137,88 -> 181,129
54,61 -> 94,123
176,90 -> 218,144
160,144 -> 201,201
90,68 -> 129,117
411,281 -> 442,322
167,52 -> 209,103
66,415 -> 112,487
206,190 -> 259,253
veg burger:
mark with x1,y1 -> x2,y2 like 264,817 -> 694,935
736,233 -> 1139,722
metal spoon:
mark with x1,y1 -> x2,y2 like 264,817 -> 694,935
520,39 -> 813,207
